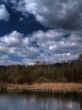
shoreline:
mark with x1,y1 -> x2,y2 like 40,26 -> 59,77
1,83 -> 82,94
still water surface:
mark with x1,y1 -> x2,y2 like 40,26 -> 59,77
0,93 -> 82,110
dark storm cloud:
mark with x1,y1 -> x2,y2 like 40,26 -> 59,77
1,0 -> 82,34
0,2 -> 48,36
7,0 -> 82,35
2,0 -> 82,33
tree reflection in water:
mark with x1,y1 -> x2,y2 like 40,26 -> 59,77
0,93 -> 81,110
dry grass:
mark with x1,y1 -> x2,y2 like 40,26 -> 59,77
5,83 -> 82,93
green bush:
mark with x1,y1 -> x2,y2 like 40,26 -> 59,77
35,77 -> 50,83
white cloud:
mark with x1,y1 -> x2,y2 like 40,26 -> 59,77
0,30 -> 82,65
0,4 -> 10,21
0,0 -> 82,65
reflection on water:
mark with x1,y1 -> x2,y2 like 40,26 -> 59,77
0,93 -> 82,110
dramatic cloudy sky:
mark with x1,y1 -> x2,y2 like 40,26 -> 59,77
0,0 -> 82,65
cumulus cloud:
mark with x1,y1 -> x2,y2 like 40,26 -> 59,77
0,30 -> 82,65
0,4 -> 10,21
8,0 -> 82,35
0,0 -> 82,65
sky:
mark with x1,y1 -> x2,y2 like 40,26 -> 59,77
0,0 -> 82,65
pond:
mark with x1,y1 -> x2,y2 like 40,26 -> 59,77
0,93 -> 82,110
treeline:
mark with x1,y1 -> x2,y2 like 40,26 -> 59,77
0,55 -> 82,84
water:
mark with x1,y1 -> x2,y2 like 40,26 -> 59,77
0,93 -> 82,110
